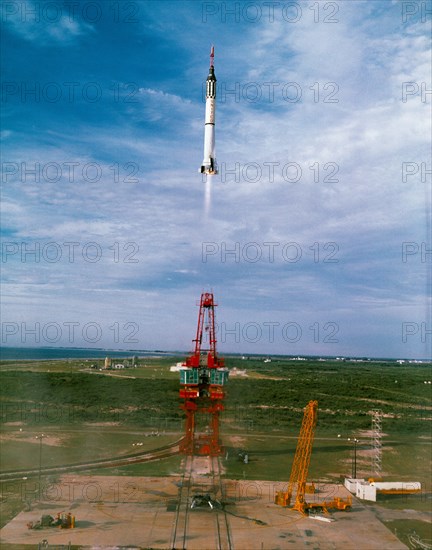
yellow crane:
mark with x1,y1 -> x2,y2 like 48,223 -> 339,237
275,400 -> 351,515
275,400 -> 318,513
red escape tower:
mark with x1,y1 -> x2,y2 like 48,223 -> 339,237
179,292 -> 228,455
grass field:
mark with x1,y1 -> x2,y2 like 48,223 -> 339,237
0,429 -> 179,471
1,356 -> 431,537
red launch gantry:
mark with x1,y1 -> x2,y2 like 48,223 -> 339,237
179,292 -> 228,455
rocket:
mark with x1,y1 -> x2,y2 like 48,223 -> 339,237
200,46 -> 218,175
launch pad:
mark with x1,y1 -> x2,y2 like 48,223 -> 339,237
0,470 -> 408,549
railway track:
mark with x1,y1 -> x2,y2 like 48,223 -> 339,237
170,455 -> 194,549
211,456 -> 233,550
0,438 -> 183,482
170,455 -> 233,550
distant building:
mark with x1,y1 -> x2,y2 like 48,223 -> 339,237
230,368 -> 247,377
104,357 -> 111,369
170,362 -> 186,372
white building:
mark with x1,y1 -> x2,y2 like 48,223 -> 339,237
344,478 -> 421,502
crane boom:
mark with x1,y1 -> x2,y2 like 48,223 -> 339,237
289,400 -> 318,513
276,400 -> 352,515
275,400 -> 318,513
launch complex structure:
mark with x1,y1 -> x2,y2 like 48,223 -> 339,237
179,49 -> 226,456
179,292 -> 229,456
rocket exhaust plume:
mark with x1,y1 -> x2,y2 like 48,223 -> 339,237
204,178 -> 212,219
200,46 -> 217,175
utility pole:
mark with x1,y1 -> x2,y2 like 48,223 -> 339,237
340,434 -> 359,478
348,437 -> 359,478
36,433 -> 45,500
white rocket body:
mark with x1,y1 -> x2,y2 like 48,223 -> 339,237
200,48 -> 217,175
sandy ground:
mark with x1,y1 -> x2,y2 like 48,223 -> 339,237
0,472 -> 410,549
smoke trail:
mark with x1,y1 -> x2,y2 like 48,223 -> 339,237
204,177 -> 212,219
425,176 -> 431,360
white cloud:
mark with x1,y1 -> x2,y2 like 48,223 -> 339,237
4,1 -> 93,44
2,2 -> 430,358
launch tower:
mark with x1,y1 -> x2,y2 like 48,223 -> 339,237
179,292 -> 228,455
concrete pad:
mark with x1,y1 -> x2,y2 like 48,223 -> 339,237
0,475 -> 408,549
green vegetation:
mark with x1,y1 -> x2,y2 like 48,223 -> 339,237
0,355 -> 430,547
221,432 -> 431,490
225,358 -> 431,441
0,357 -> 430,509
1,357 -> 430,433
382,519 -> 432,548
0,366 -> 183,427
0,431 -> 179,471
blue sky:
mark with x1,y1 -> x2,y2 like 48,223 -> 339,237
1,0 -> 431,359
